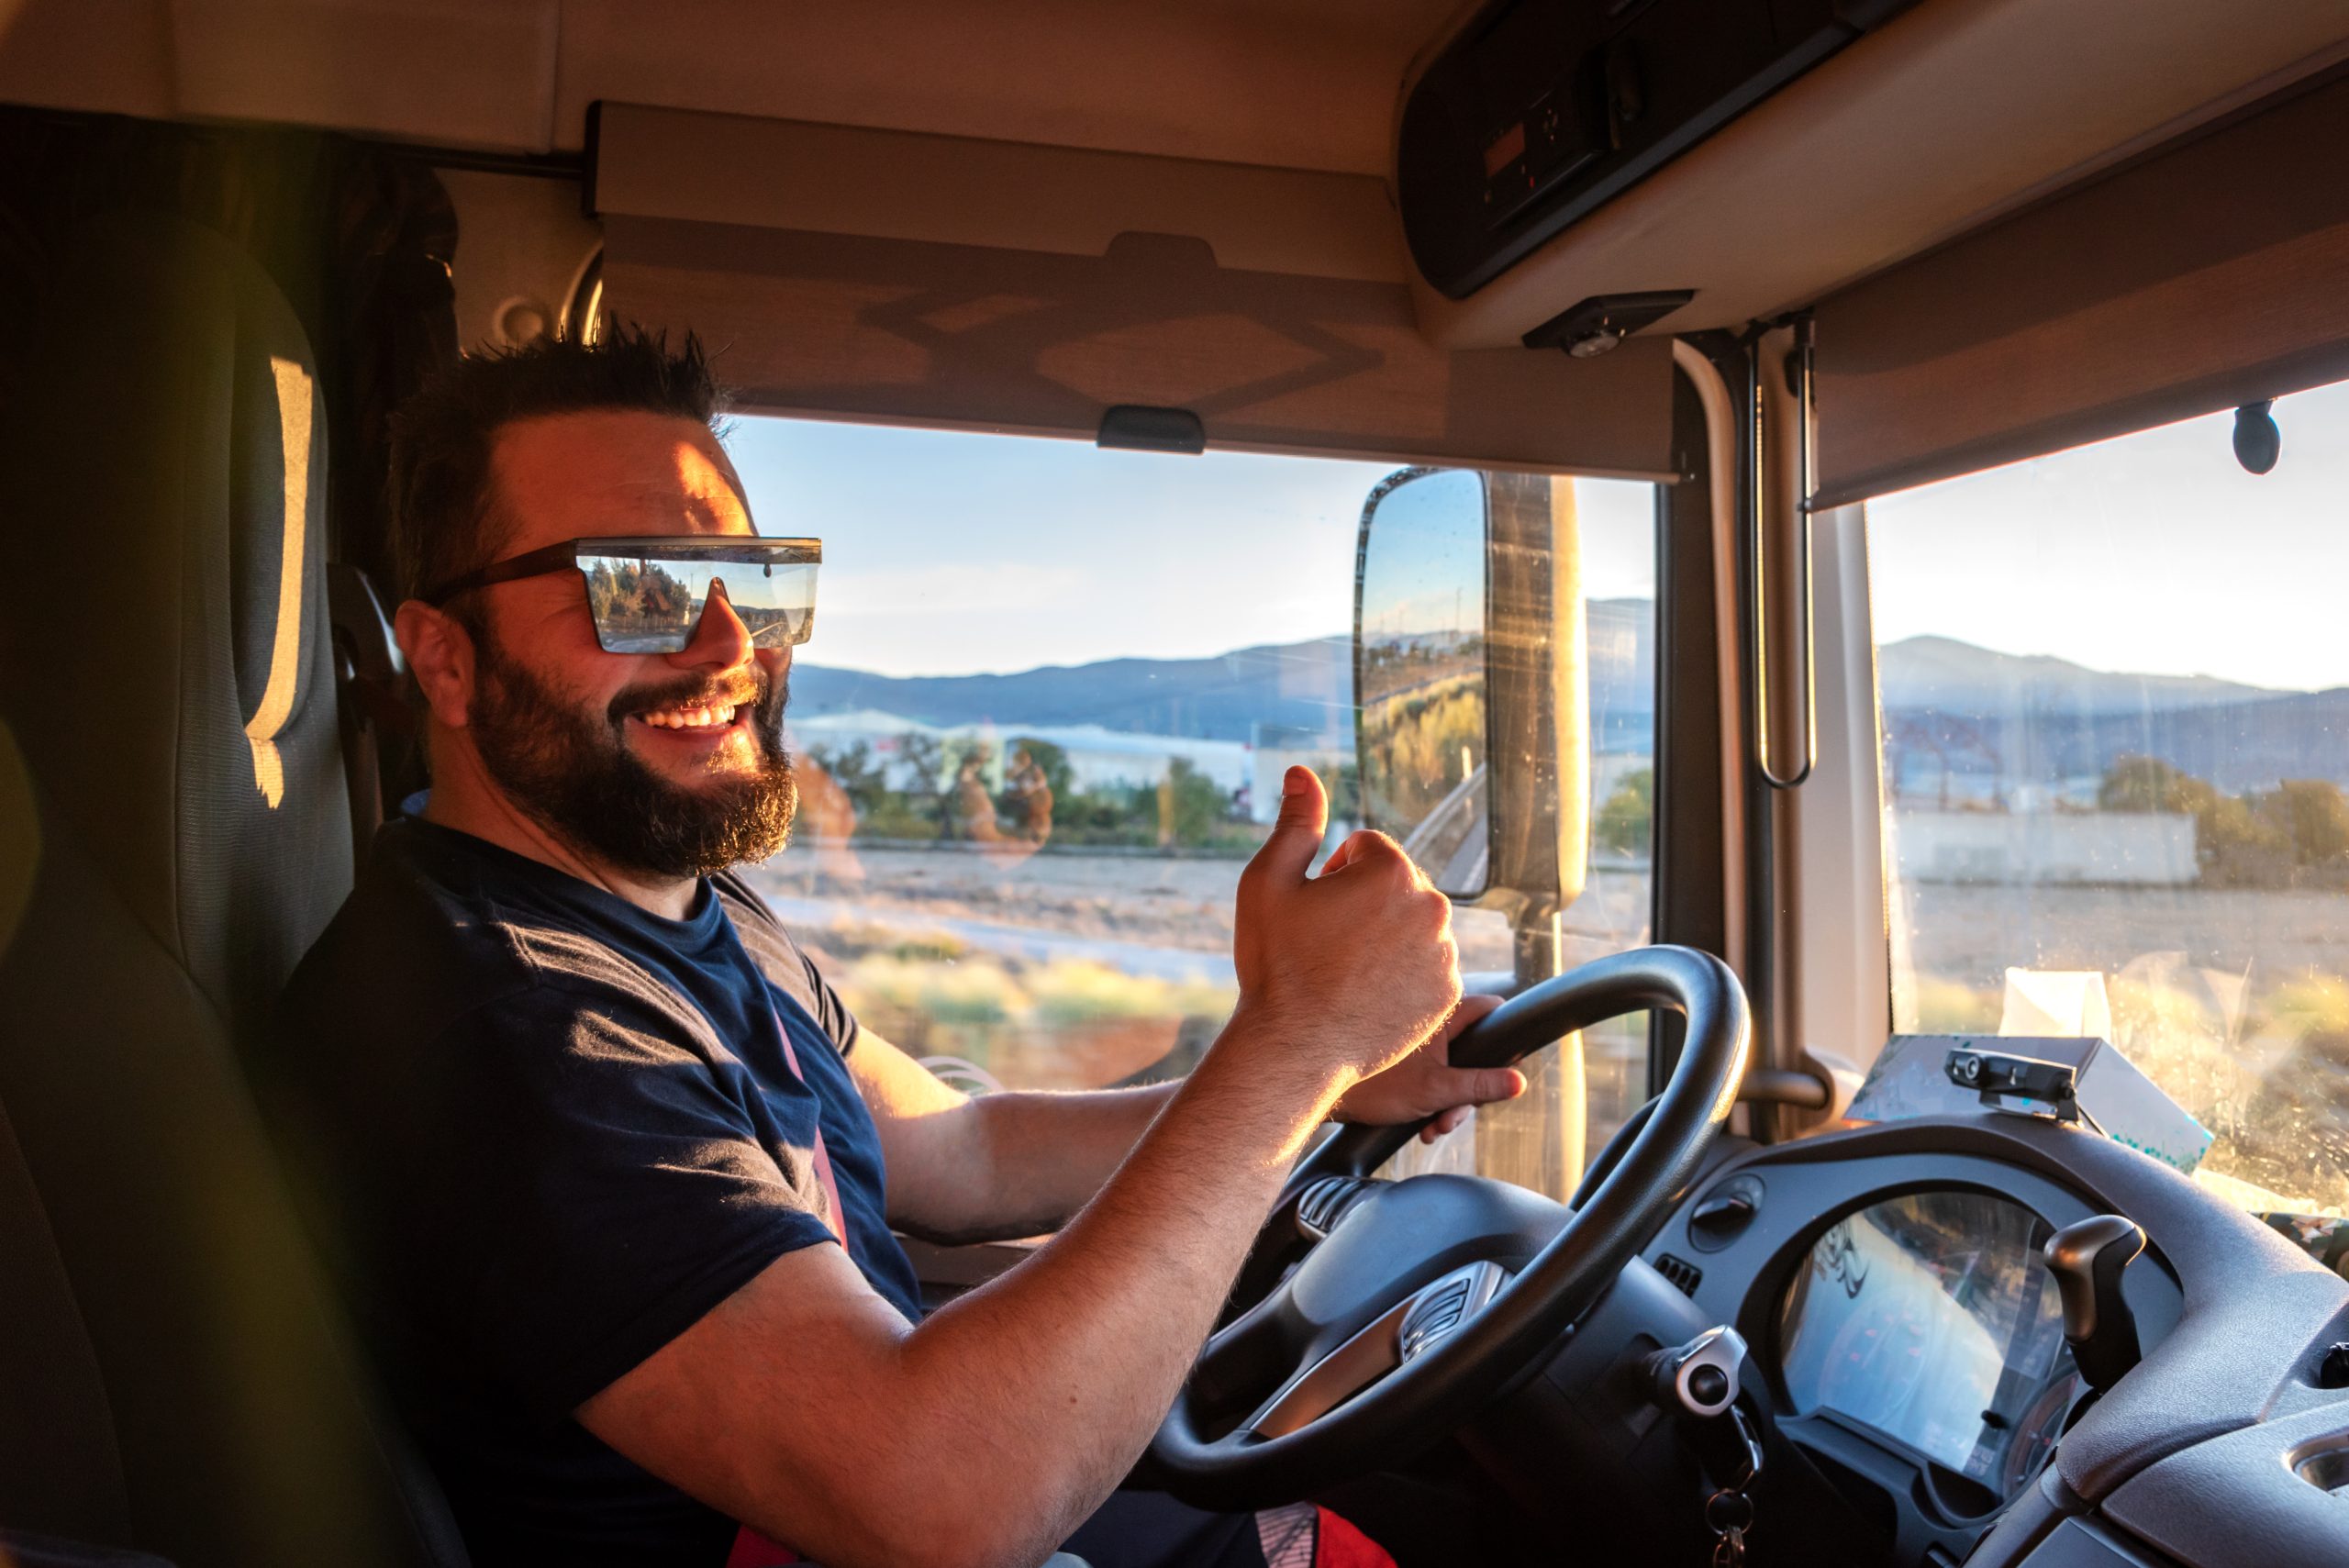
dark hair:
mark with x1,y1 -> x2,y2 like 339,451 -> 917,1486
385,325 -> 725,606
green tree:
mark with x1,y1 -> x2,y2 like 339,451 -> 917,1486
2202,792 -> 2288,861
849,730 -> 943,839
2266,779 -> 2349,868
809,740 -> 890,819
2098,755 -> 2217,816
1156,757 -> 1231,848
893,731 -> 944,795
1594,767 -> 1653,858
2099,754 -> 2289,876
1005,737 -> 1074,803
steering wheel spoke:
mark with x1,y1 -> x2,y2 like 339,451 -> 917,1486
1242,1261 -> 1508,1440
1190,1273 -> 1301,1418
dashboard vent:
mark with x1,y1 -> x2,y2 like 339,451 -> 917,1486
1655,1252 -> 1704,1297
1296,1176 -> 1378,1237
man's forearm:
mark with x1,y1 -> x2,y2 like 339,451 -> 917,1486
903,1080 -> 1179,1243
844,1010 -> 1345,1565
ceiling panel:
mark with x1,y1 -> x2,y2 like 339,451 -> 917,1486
554,0 -> 1464,170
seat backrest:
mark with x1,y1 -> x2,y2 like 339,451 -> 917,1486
0,207 -> 464,1568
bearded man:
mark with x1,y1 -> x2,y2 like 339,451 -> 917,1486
268,329 -> 1524,1568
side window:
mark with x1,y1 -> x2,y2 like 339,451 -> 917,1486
736,419 -> 1656,1203
1868,380 -> 2349,1214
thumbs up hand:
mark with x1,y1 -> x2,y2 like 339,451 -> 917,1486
1227,767 -> 1475,1103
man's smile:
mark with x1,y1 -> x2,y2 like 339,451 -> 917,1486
632,698 -> 744,731
614,675 -> 772,755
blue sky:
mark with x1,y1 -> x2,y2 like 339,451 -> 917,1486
725,373 -> 2349,691
1356,470 -> 1483,644
1869,377 -> 2349,694
726,417 -> 1655,678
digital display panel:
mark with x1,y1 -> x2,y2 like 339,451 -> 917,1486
1777,1192 -> 2078,1492
1482,121 -> 1527,178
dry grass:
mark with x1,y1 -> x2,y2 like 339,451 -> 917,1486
798,915 -> 1241,1092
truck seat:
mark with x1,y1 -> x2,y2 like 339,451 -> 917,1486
0,207 -> 464,1568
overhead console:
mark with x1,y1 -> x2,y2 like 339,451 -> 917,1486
1397,0 -> 1922,300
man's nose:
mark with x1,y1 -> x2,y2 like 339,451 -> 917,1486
669,578 -> 755,672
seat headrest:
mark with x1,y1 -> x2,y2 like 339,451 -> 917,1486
0,207 -> 351,1036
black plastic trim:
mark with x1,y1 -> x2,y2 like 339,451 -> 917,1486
1648,358 -> 1729,1094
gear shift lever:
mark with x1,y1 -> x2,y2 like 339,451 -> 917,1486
2043,1215 -> 2145,1394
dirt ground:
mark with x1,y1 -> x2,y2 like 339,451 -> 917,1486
742,845 -> 1658,1205
748,842 -> 1659,976
751,841 -> 1256,955
1899,880 -> 2349,997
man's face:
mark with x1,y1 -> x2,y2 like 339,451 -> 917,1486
455,410 -> 796,878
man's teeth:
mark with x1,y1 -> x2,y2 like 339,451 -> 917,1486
639,704 -> 740,729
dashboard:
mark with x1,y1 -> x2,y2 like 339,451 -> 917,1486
1647,1143 -> 2183,1558
1459,1112 -> 2349,1568
1776,1190 -> 2081,1503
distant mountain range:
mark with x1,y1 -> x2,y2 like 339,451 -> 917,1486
792,637 -> 1356,743
1876,635 -> 2275,714
790,613 -> 2349,791
791,598 -> 1655,745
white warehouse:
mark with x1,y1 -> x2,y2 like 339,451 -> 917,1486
1888,810 -> 2199,886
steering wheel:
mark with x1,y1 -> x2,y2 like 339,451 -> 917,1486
1152,945 -> 1751,1512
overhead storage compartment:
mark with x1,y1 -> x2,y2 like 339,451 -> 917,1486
592,104 -> 1675,475
1407,0 -> 2349,350
1398,0 -> 1919,300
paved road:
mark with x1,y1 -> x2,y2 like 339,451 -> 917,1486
1398,763 -> 1489,893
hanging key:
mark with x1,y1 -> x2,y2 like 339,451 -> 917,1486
1707,1485 -> 1754,1564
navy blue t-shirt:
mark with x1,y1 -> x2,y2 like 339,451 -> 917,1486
265,816 -> 921,1566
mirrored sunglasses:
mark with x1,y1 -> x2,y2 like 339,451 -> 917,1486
422,537 -> 821,654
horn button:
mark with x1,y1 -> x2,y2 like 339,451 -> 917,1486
1284,1173 -> 1570,1350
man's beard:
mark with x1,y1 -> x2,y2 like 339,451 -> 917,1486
464,619 -> 797,881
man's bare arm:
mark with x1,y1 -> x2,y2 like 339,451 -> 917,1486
854,995 -> 1519,1246
579,771 -> 1464,1568
848,1036 -> 1175,1242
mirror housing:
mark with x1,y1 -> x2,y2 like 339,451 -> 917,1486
1353,467 -> 1589,947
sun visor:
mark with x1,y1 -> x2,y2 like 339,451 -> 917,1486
592,104 -> 1674,476
1814,75 -> 2349,507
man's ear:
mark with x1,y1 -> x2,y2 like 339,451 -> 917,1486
395,600 -> 477,730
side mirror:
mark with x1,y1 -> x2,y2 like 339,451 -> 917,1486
1354,470 -> 1492,896
1354,468 -> 1588,933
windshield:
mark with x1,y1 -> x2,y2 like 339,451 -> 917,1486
1867,379 -> 2349,1214
733,417 -> 1657,1204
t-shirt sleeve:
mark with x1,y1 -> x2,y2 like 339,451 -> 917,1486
720,875 -> 863,1058
419,984 -> 840,1424
796,945 -> 863,1059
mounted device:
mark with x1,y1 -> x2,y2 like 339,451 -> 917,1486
1397,0 -> 1923,298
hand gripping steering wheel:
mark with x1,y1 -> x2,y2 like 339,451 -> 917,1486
1152,945 -> 1751,1511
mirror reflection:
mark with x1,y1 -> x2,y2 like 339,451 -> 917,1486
1355,468 -> 1490,897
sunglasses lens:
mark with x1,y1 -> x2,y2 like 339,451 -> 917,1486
578,550 -> 818,653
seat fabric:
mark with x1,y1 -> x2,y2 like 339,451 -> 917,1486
0,207 -> 464,1568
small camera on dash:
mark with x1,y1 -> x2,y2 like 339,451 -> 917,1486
1944,1047 -> 2084,1122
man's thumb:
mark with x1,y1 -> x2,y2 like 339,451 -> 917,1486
1249,765 -> 1329,884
